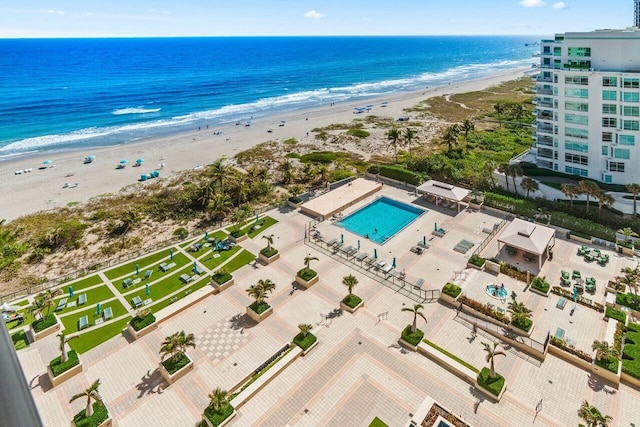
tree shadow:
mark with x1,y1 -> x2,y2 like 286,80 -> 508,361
31,373 -> 53,393
388,343 -> 409,355
229,312 -> 254,330
136,369 -> 164,398
587,373 -> 618,394
468,386 -> 486,412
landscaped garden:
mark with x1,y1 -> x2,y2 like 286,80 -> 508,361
622,322 -> 640,379
104,249 -> 174,281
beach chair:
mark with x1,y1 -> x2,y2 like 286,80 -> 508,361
410,246 -> 423,255
123,278 -> 133,288
180,274 -> 192,283
572,270 -> 581,279
382,264 -> 394,274
131,296 -> 143,308
327,238 -> 338,247
414,278 -> 425,289
355,252 -> 369,262
554,327 -> 565,340
556,297 -> 567,309
56,298 -> 67,311
103,307 -> 113,321
144,269 -> 153,279
78,294 -> 87,305
78,315 -> 89,330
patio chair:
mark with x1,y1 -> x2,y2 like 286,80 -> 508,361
123,278 -> 133,288
561,277 -> 571,287
556,297 -> 567,309
78,294 -> 87,305
584,253 -> 595,262
144,269 -> 153,279
131,296 -> 143,308
78,315 -> 89,330
572,270 -> 581,279
561,270 -> 570,279
103,307 -> 113,321
56,298 -> 67,311
414,278 -> 425,289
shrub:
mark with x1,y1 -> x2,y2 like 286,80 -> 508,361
288,196 -> 302,204
299,151 -> 338,164
173,227 -> 188,239
293,332 -> 317,350
203,404 -> 234,426
605,306 -> 627,324
477,367 -> 505,396
249,301 -> 271,315
468,254 -> 485,268
73,402 -> 108,427
342,294 -> 362,308
283,137 -> 298,145
511,317 -> 533,333
49,350 -> 79,377
328,169 -> 355,182
458,295 -> 510,325
347,128 -> 370,138
550,336 -> 593,362
622,323 -> 640,379
484,192 -> 537,216
423,340 -> 479,373
616,293 -> 640,311
32,314 -> 57,333
367,165 -> 380,174
130,312 -> 156,331
401,325 -> 424,346
230,229 -> 247,238
530,276 -> 550,294
489,259 -> 528,282
162,352 -> 190,375
442,283 -> 462,298
260,247 -> 278,258
297,268 -> 317,281
374,164 -> 423,185
552,212 -> 615,241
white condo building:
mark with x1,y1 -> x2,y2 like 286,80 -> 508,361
533,28 -> 640,184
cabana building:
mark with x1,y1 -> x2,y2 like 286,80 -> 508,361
497,218 -> 556,269
416,180 -> 471,212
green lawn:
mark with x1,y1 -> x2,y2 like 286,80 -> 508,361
70,317 -> 131,354
477,367 -> 505,396
201,245 -> 242,270
147,275 -> 211,312
369,417 -> 388,427
126,265 -> 197,307
64,274 -> 104,291
114,252 -> 190,295
104,248 -> 177,280
246,216 -> 278,238
224,249 -> 255,273
55,285 -> 116,316
180,230 -> 228,249
622,323 -> 640,379
59,300 -> 127,332
11,330 -> 29,350
11,299 -> 30,307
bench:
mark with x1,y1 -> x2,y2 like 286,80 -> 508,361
103,306 -> 113,320
159,262 -> 176,272
122,278 -> 133,289
144,269 -> 153,279
56,298 -> 67,311
78,293 -> 87,305
78,315 -> 89,330
414,278 -> 425,289
180,274 -> 193,283
132,296 -> 143,308
143,298 -> 152,306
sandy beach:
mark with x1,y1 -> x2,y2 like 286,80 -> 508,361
0,67 -> 529,222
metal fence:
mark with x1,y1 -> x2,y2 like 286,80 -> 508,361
472,218 -> 508,257
1,201 -> 283,303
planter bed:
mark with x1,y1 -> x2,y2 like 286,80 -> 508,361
159,353 -> 194,385
476,368 -> 506,401
258,248 -> 280,265
295,269 -> 319,288
48,350 -> 83,387
246,302 -> 273,323
30,314 -> 61,342
399,326 -> 423,351
203,406 -> 236,427
72,402 -> 111,427
228,232 -> 247,243
126,314 -> 158,340
418,340 -> 478,384
293,332 -> 318,355
340,294 -> 363,313
211,274 -> 235,293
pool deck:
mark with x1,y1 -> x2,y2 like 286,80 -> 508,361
300,178 -> 382,219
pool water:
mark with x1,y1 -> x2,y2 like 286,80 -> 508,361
486,284 -> 508,299
337,197 -> 424,244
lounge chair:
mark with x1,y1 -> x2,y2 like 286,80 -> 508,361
382,264 -> 394,274
179,274 -> 193,283
78,294 -> 87,305
333,242 -> 344,251
554,327 -> 565,340
410,246 -> 423,255
341,245 -> 355,255
131,296 -> 143,308
78,315 -> 89,330
497,307 -> 505,314
123,278 -> 133,288
417,241 -> 430,249
355,252 -> 369,262
556,297 -> 567,309
414,278 -> 425,289
572,270 -> 581,279
159,262 -> 168,271
144,269 -> 153,279
365,258 -> 377,269
56,298 -> 67,311
375,260 -> 386,270
194,265 -> 205,275
327,238 -> 338,247
103,307 -> 113,321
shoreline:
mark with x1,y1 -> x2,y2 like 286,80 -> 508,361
1,66 -> 529,221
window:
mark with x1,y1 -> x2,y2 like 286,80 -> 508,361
609,162 -> 625,173
602,117 -> 617,128
603,174 -> 613,183
602,145 -> 609,155
565,88 -> 589,98
554,47 -> 561,56
565,166 -> 589,177
566,102 -> 588,112
565,75 -> 589,85
602,104 -> 617,114
565,141 -> 589,152
624,106 -> 640,117
565,153 -> 589,165
568,47 -> 591,57
565,114 -> 588,125
602,90 -> 617,101
624,120 -> 640,131
602,77 -> 618,87
602,132 -> 613,142
619,135 -> 635,146
624,92 -> 640,103
565,127 -> 588,139
614,148 -> 631,159
623,78 -> 640,89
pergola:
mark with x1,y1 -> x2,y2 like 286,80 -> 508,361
415,180 -> 471,212
497,218 -> 556,269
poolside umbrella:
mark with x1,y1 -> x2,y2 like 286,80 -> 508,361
341,234 -> 344,244
357,240 -> 360,250
135,263 -> 139,275
204,231 -> 209,241
145,283 -> 150,296
423,236 -> 426,246
255,213 -> 259,224
392,257 -> 396,268
96,303 -> 101,316
136,158 -> 145,164
572,287 -> 578,301
169,249 -> 173,260
43,160 -> 53,166
193,261 -> 197,273
68,286 -> 74,298
434,223 -> 438,231
374,248 -> 378,259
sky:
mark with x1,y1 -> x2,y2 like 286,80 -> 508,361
0,0 -> 633,38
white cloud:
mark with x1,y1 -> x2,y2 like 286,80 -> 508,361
520,0 -> 545,7
38,9 -> 65,15
304,10 -> 324,19
552,2 -> 566,9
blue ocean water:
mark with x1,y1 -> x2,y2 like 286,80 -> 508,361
0,36 -> 537,157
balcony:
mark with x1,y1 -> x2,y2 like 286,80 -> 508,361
537,160 -> 554,169
536,135 -> 553,146
536,75 -> 553,83
537,148 -> 554,159
536,124 -> 554,135
535,88 -> 554,96
536,113 -> 553,121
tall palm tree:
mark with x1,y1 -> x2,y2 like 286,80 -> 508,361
577,400 -> 613,427
626,183 -> 640,216
621,267 -> 640,304
208,192 -> 232,221
494,103 -> 505,127
591,340 -> 619,362
197,180 -> 217,208
57,332 -> 79,363
401,304 -> 427,333
619,227 -> 639,243
261,234 -> 274,251
208,158 -> 229,193
160,331 -> 196,362
30,288 -> 62,320
246,279 -> 276,305
460,119 -> 475,147
303,254 -> 319,275
579,180 -> 600,213
498,164 -> 510,192
484,161 -> 497,188
596,191 -> 614,216
520,177 -> 539,198
208,388 -> 229,413
69,379 -> 103,419
387,126 -> 401,163
316,165 -> 329,184
403,127 -> 417,156
509,165 -> 523,194
278,159 -> 295,185
442,125 -> 460,153
507,300 -> 532,325
298,323 -> 313,338
560,183 -> 580,209
482,341 -> 506,379
342,274 -> 358,296
511,103 -> 526,123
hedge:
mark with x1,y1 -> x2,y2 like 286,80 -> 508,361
369,164 -> 422,186
551,212 -> 615,241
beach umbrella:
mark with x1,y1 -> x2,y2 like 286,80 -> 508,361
136,158 -> 144,164
96,303 -> 101,316
135,263 -> 139,275
423,236 -> 426,246
193,261 -> 197,273
204,231 -> 209,241
43,160 -> 53,165
357,240 -> 360,250
374,248 -> 378,259
145,283 -> 150,296
68,286 -> 74,298
120,159 -> 128,165
255,213 -> 259,224
434,223 -> 438,231
392,257 -> 396,268
341,234 -> 344,244
169,249 -> 173,260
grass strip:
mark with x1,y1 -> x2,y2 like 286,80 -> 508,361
423,339 -> 479,373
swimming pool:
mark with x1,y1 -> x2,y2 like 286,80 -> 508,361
337,197 -> 424,244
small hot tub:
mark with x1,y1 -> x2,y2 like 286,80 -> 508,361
486,283 -> 507,299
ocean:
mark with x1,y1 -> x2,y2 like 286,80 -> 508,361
0,36 -> 537,158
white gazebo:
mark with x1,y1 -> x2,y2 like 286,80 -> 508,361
415,180 -> 471,212
497,218 -> 556,269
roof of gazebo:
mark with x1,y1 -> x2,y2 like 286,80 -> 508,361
497,218 -> 555,255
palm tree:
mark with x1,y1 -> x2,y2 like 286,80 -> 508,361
591,340 -> 619,362
303,254 -> 319,275
196,180 -> 217,208
119,207 -> 140,235
288,184 -> 304,202
511,103 -> 525,123
342,274 -> 358,296
57,332 -> 79,364
482,341 -> 506,379
69,379 -> 103,419
498,164 -> 510,192
261,234 -> 274,251
560,183 -> 580,209
160,330 -> 196,362
316,164 -> 329,184
208,387 -> 230,413
626,183 -> 640,216
442,125 -> 460,153
401,304 -> 427,334
30,288 -> 62,320
520,177 -> 539,198
579,180 -> 600,213
208,158 -> 229,193
298,323 -> 313,338
403,127 -> 417,156
618,227 -> 639,244
506,300 -> 532,325
460,119 -> 475,147
509,165 -> 523,194
208,192 -> 232,221
577,400 -> 613,427
246,279 -> 276,305
484,161 -> 497,188
621,267 -> 640,304
278,159 -> 295,185
595,191 -> 614,216
387,126 -> 401,163
494,103 -> 505,127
